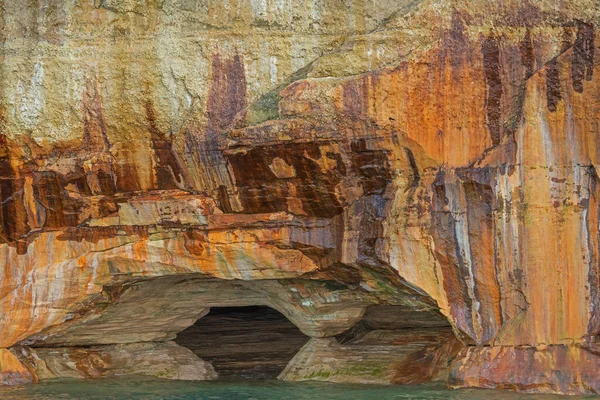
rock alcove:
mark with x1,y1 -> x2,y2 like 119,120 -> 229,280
175,306 -> 309,380
7,276 -> 460,385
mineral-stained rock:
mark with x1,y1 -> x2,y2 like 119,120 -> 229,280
279,328 -> 462,385
279,304 -> 460,384
14,342 -> 217,382
449,345 -> 600,395
0,350 -> 33,386
1,0 -> 600,395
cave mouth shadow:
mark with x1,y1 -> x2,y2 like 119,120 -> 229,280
175,306 -> 309,380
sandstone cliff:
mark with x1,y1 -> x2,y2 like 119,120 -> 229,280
0,0 -> 600,395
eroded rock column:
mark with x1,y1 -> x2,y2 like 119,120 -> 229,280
448,29 -> 600,395
280,305 -> 462,384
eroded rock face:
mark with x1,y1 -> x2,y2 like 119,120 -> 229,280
1,0 -> 600,395
0,350 -> 32,386
14,342 -> 217,381
280,318 -> 462,385
449,345 -> 600,395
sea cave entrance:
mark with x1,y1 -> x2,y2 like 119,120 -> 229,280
175,306 -> 309,379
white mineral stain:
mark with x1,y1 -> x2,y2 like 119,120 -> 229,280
16,61 -> 46,129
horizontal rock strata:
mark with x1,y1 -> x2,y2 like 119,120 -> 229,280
280,328 -> 462,384
13,342 -> 217,381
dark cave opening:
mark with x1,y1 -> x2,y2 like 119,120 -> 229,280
175,306 -> 309,380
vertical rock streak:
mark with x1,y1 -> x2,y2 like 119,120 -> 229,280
572,22 -> 595,93
482,36 -> 503,146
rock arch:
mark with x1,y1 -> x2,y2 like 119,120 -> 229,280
7,274 -> 459,384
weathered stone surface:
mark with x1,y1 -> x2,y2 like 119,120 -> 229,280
1,0 -> 600,395
13,342 -> 217,381
21,277 -> 382,346
0,350 -> 33,386
279,328 -> 461,384
449,345 -> 600,395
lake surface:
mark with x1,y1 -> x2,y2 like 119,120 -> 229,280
0,377 -> 597,400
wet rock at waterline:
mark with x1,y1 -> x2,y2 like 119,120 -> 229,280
0,0 -> 600,395
13,342 -> 218,382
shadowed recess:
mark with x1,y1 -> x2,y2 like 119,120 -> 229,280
175,306 -> 309,380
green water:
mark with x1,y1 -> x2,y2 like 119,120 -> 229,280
0,378 -> 597,400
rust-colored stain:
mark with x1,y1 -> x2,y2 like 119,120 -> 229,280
183,229 -> 208,257
482,35 -> 503,146
546,59 -> 562,112
572,21 -> 595,93
430,171 -> 475,341
70,349 -> 110,378
206,51 -> 247,134
227,142 -> 344,217
519,29 -> 535,78
145,96 -> 186,190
